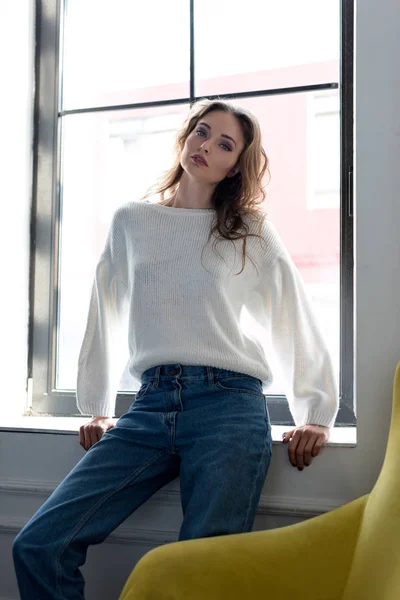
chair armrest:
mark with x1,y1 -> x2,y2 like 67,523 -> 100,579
119,495 -> 368,600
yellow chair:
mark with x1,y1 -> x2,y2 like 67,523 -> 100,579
119,362 -> 400,600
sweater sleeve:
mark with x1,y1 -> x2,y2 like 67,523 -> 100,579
256,226 -> 339,429
76,210 -> 130,417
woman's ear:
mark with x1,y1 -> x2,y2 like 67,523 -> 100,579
227,165 -> 240,178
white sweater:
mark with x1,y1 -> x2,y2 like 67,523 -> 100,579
76,199 -> 339,428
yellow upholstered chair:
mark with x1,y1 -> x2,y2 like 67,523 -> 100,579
119,362 -> 400,600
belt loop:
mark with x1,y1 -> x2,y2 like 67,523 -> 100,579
154,365 -> 161,388
207,366 -> 215,386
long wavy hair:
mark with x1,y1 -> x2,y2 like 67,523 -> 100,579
140,98 -> 271,275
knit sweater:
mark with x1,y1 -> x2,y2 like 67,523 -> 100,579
76,199 -> 339,428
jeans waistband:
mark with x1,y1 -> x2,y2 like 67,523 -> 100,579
141,364 -> 261,387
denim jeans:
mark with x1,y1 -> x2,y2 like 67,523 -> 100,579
13,364 -> 273,599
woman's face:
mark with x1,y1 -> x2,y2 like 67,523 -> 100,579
181,110 -> 245,184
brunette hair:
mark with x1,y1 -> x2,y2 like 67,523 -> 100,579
140,98 -> 271,275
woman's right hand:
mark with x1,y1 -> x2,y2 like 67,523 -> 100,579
79,416 -> 115,451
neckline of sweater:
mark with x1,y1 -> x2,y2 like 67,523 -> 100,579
142,200 -> 215,215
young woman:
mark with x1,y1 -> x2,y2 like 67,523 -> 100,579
13,98 -> 339,599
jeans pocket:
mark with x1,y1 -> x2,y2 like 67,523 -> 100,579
215,376 -> 265,399
133,381 -> 153,403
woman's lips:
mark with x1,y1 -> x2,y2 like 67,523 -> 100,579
191,155 -> 208,167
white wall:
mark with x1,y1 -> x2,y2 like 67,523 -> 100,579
1,0 -> 400,598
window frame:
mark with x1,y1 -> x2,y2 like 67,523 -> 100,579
29,0 -> 355,425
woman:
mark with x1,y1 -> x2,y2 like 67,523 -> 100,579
13,98 -> 339,599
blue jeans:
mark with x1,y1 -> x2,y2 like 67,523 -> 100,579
13,364 -> 273,599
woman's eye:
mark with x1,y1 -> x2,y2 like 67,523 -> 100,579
195,129 -> 231,151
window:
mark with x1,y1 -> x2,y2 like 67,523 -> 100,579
306,91 -> 341,211
30,0 -> 355,426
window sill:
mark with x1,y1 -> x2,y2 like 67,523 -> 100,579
0,417 -> 356,446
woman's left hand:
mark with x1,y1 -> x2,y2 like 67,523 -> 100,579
282,424 -> 330,471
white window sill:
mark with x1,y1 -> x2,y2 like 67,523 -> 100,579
0,417 -> 356,446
